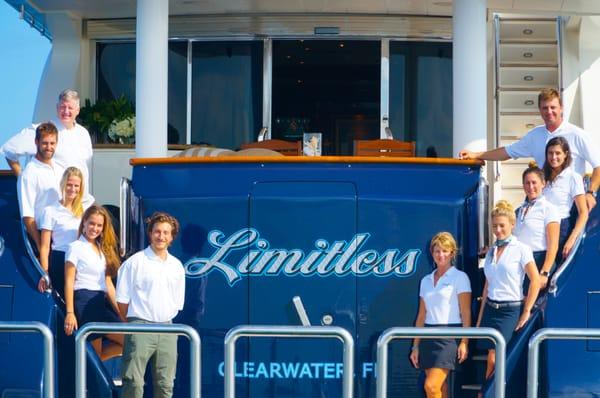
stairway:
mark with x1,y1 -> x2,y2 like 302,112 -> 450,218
494,16 -> 562,207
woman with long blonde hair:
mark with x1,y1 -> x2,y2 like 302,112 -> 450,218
38,167 -> 89,295
63,205 -> 124,360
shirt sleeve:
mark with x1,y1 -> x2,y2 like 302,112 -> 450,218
39,206 -> 55,231
18,172 -> 36,219
116,259 -> 132,303
505,131 -> 535,160
0,126 -> 37,161
520,244 -> 535,270
575,129 -> 600,169
65,243 -> 78,265
174,262 -> 186,310
456,271 -> 472,294
544,202 -> 561,224
571,173 -> 585,196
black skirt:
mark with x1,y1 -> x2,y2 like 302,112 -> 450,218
49,250 -> 66,298
478,301 -> 522,350
419,323 -> 463,370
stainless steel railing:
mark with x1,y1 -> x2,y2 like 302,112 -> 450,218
75,322 -> 201,398
20,219 -> 50,291
548,231 -> 584,295
376,327 -> 506,398
119,177 -> 131,257
224,325 -> 354,398
0,321 -> 54,397
527,327 -> 600,398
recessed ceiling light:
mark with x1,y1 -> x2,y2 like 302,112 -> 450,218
526,123 -> 535,129
524,75 -> 534,81
523,28 -> 534,35
286,55 -> 291,59
524,100 -> 534,105
523,52 -> 533,58
305,47 -> 310,51
432,1 -> 452,6
339,43 -> 344,48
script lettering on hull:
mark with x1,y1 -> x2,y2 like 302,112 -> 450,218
184,228 -> 421,285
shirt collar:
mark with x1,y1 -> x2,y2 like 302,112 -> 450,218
428,266 -> 456,281
31,156 -> 55,169
144,246 -> 170,262
545,120 -> 567,135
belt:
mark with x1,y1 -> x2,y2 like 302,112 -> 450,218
486,300 -> 522,309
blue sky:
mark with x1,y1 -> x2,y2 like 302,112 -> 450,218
0,2 -> 50,168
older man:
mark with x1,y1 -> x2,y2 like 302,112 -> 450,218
0,89 -> 93,193
459,88 -> 600,209
18,122 -> 64,249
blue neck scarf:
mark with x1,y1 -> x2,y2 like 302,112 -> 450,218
495,235 -> 513,247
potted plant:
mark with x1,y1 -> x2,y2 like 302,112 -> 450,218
78,96 -> 135,144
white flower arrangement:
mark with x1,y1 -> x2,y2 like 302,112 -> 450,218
108,116 -> 136,143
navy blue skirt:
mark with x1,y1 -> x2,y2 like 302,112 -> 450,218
419,323 -> 462,370
74,289 -> 121,328
478,301 -> 522,350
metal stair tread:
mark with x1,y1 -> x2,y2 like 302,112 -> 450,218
500,39 -> 557,45
461,384 -> 483,391
499,62 -> 558,68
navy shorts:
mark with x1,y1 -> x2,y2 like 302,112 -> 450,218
49,250 -> 66,298
419,323 -> 463,370
478,301 -> 522,350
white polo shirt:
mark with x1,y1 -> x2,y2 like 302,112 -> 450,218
543,167 -> 585,219
506,121 -> 600,175
65,236 -> 107,291
39,202 -> 82,252
17,158 -> 63,226
116,247 -> 185,323
419,266 -> 471,325
484,237 -> 534,301
0,120 -> 93,193
514,196 -> 560,252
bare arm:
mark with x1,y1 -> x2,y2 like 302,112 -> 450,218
118,302 -> 129,321
37,230 -> 52,292
105,276 -> 125,321
457,291 -> 472,363
564,194 -> 589,258
459,147 -> 511,161
516,262 -> 540,330
586,167 -> 600,210
22,217 -> 40,251
541,222 -> 559,288
6,158 -> 21,176
409,298 -> 427,368
476,281 -> 488,327
64,262 -> 78,335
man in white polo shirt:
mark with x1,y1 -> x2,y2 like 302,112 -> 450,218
459,88 -> 600,210
117,212 -> 185,398
18,122 -> 64,249
0,89 -> 93,194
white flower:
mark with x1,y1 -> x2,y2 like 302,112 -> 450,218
108,116 -> 136,141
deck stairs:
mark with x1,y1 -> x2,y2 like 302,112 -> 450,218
494,16 -> 562,207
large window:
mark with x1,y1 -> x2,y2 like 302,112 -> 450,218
389,42 -> 453,157
191,41 -> 263,148
96,41 -> 188,144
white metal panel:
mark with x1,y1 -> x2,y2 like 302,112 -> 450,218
498,91 -> 539,113
499,19 -> 557,42
499,43 -> 557,65
86,15 -> 452,39
499,66 -> 558,88
499,114 -> 543,138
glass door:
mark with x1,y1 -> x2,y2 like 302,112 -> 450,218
271,39 -> 380,155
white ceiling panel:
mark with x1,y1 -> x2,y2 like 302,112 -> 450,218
561,0 -> 600,13
512,0 -> 563,12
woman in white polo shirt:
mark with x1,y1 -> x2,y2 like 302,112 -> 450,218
543,137 -> 588,264
38,167 -> 91,296
514,166 -> 560,289
477,200 -> 540,381
410,232 -> 471,398
63,204 -> 123,360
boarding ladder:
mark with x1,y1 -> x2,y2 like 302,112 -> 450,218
493,15 -> 563,206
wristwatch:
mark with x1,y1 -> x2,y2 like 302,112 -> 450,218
587,190 -> 597,198
540,271 -> 549,277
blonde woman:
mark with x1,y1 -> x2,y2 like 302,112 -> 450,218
410,232 -> 471,398
38,167 -> 91,295
63,205 -> 123,360
477,200 -> 540,381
